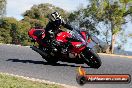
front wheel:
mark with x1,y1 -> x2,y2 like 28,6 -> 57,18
81,47 -> 102,69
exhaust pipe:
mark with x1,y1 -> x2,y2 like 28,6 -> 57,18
30,46 -> 48,57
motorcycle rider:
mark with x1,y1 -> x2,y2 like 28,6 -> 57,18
43,11 -> 73,50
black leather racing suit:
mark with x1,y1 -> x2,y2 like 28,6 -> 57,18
44,20 -> 73,47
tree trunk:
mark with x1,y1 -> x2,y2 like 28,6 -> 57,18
110,34 -> 116,54
109,21 -> 116,54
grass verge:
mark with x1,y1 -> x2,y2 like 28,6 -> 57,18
0,73 -> 64,88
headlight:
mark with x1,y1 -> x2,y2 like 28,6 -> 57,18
75,44 -> 83,48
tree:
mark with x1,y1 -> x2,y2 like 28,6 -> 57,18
83,0 -> 132,53
0,17 -> 32,45
0,17 -> 20,44
68,7 -> 99,34
19,20 -> 31,45
23,3 -> 69,28
0,0 -> 6,17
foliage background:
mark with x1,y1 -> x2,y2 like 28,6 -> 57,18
0,0 -> 132,54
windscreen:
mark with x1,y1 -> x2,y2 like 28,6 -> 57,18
70,28 -> 86,45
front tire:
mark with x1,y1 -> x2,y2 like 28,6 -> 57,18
81,47 -> 102,69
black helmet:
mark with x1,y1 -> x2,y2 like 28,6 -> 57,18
49,11 -> 62,26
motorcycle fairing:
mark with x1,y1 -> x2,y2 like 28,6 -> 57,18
28,28 -> 46,46
56,31 -> 87,53
56,32 -> 71,42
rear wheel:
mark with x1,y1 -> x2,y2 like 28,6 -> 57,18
81,47 -> 102,69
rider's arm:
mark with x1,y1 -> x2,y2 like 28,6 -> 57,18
45,22 -> 55,34
45,22 -> 52,31
61,19 -> 73,31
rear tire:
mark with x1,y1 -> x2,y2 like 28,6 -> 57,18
81,47 -> 102,69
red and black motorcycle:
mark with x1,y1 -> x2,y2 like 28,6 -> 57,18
28,28 -> 102,68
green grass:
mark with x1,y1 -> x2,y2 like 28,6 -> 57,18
0,73 -> 64,88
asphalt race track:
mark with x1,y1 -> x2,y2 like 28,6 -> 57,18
0,44 -> 132,88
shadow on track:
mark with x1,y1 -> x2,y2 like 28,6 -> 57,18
6,59 -> 89,68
